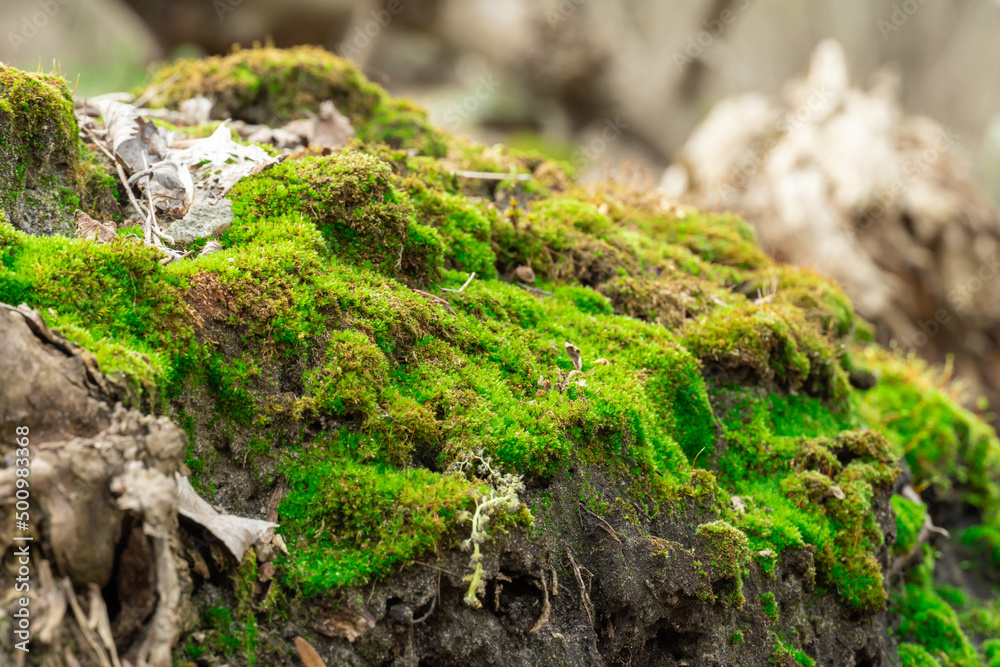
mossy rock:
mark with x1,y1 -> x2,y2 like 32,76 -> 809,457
143,45 -> 448,156
6,50 -> 1000,666
0,65 -> 79,235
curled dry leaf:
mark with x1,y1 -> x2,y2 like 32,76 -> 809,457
74,210 -> 117,244
312,609 -> 376,643
294,636 -> 327,667
97,99 -> 167,175
731,496 -> 746,514
175,473 -> 278,561
829,485 -> 846,500
198,240 -> 222,257
564,342 -> 582,372
179,96 -> 213,126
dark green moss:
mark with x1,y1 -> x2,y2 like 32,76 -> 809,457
695,520 -> 751,608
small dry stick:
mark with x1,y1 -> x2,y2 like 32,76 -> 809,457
131,71 -> 180,108
442,272 -> 477,293
528,570 -> 551,634
451,170 -> 532,181
578,502 -> 622,544
412,289 -> 456,315
566,550 -> 594,629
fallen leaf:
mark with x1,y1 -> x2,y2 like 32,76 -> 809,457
74,210 -> 117,244
97,99 -> 167,174
176,473 -> 277,561
312,609 -> 376,643
294,636 -> 327,667
565,342 -> 582,372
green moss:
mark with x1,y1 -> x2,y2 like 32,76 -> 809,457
893,551 -> 981,667
0,64 -> 83,230
857,347 -> 1000,526
695,520 -> 751,608
229,151 -> 418,278
143,45 -> 447,155
404,178 -> 497,278
898,643 -> 942,667
278,450 -> 480,593
761,591 -> 778,619
683,301 -> 848,400
772,635 -> 815,666
891,495 -> 928,557
6,54 -> 999,660
731,629 -> 745,644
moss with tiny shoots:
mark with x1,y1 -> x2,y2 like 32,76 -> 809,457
5,46 -> 1000,666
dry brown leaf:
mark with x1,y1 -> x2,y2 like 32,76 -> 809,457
564,342 -> 582,372
312,609 -> 376,643
176,473 -> 277,561
198,240 -> 222,257
97,99 -> 167,175
75,210 -> 117,244
294,636 -> 327,667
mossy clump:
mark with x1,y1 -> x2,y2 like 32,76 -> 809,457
695,520 -> 751,608
683,301 -> 849,400
142,45 -> 448,155
891,495 -> 927,557
228,151 -> 442,281
0,65 -> 80,234
278,451 -> 479,593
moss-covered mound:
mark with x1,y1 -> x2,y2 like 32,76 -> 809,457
3,48 -> 1000,666
0,65 -> 122,235
143,45 -> 449,156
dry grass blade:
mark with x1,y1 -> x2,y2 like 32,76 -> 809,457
294,636 -> 328,667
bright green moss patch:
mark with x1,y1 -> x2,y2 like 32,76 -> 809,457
714,388 -> 896,611
683,301 -> 848,400
761,591 -> 778,619
898,643 -> 941,667
278,450 -> 479,593
857,347 -> 1000,526
891,495 -> 928,557
228,152 -> 425,279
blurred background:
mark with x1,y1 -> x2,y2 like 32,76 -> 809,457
3,0 -> 1000,413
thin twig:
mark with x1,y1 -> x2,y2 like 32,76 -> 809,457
412,289 -> 456,315
412,573 -> 440,625
566,550 -> 594,629
442,272 -> 477,293
528,569 -> 551,634
451,170 -> 533,181
514,283 -> 553,296
578,502 -> 622,544
131,72 -> 180,109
